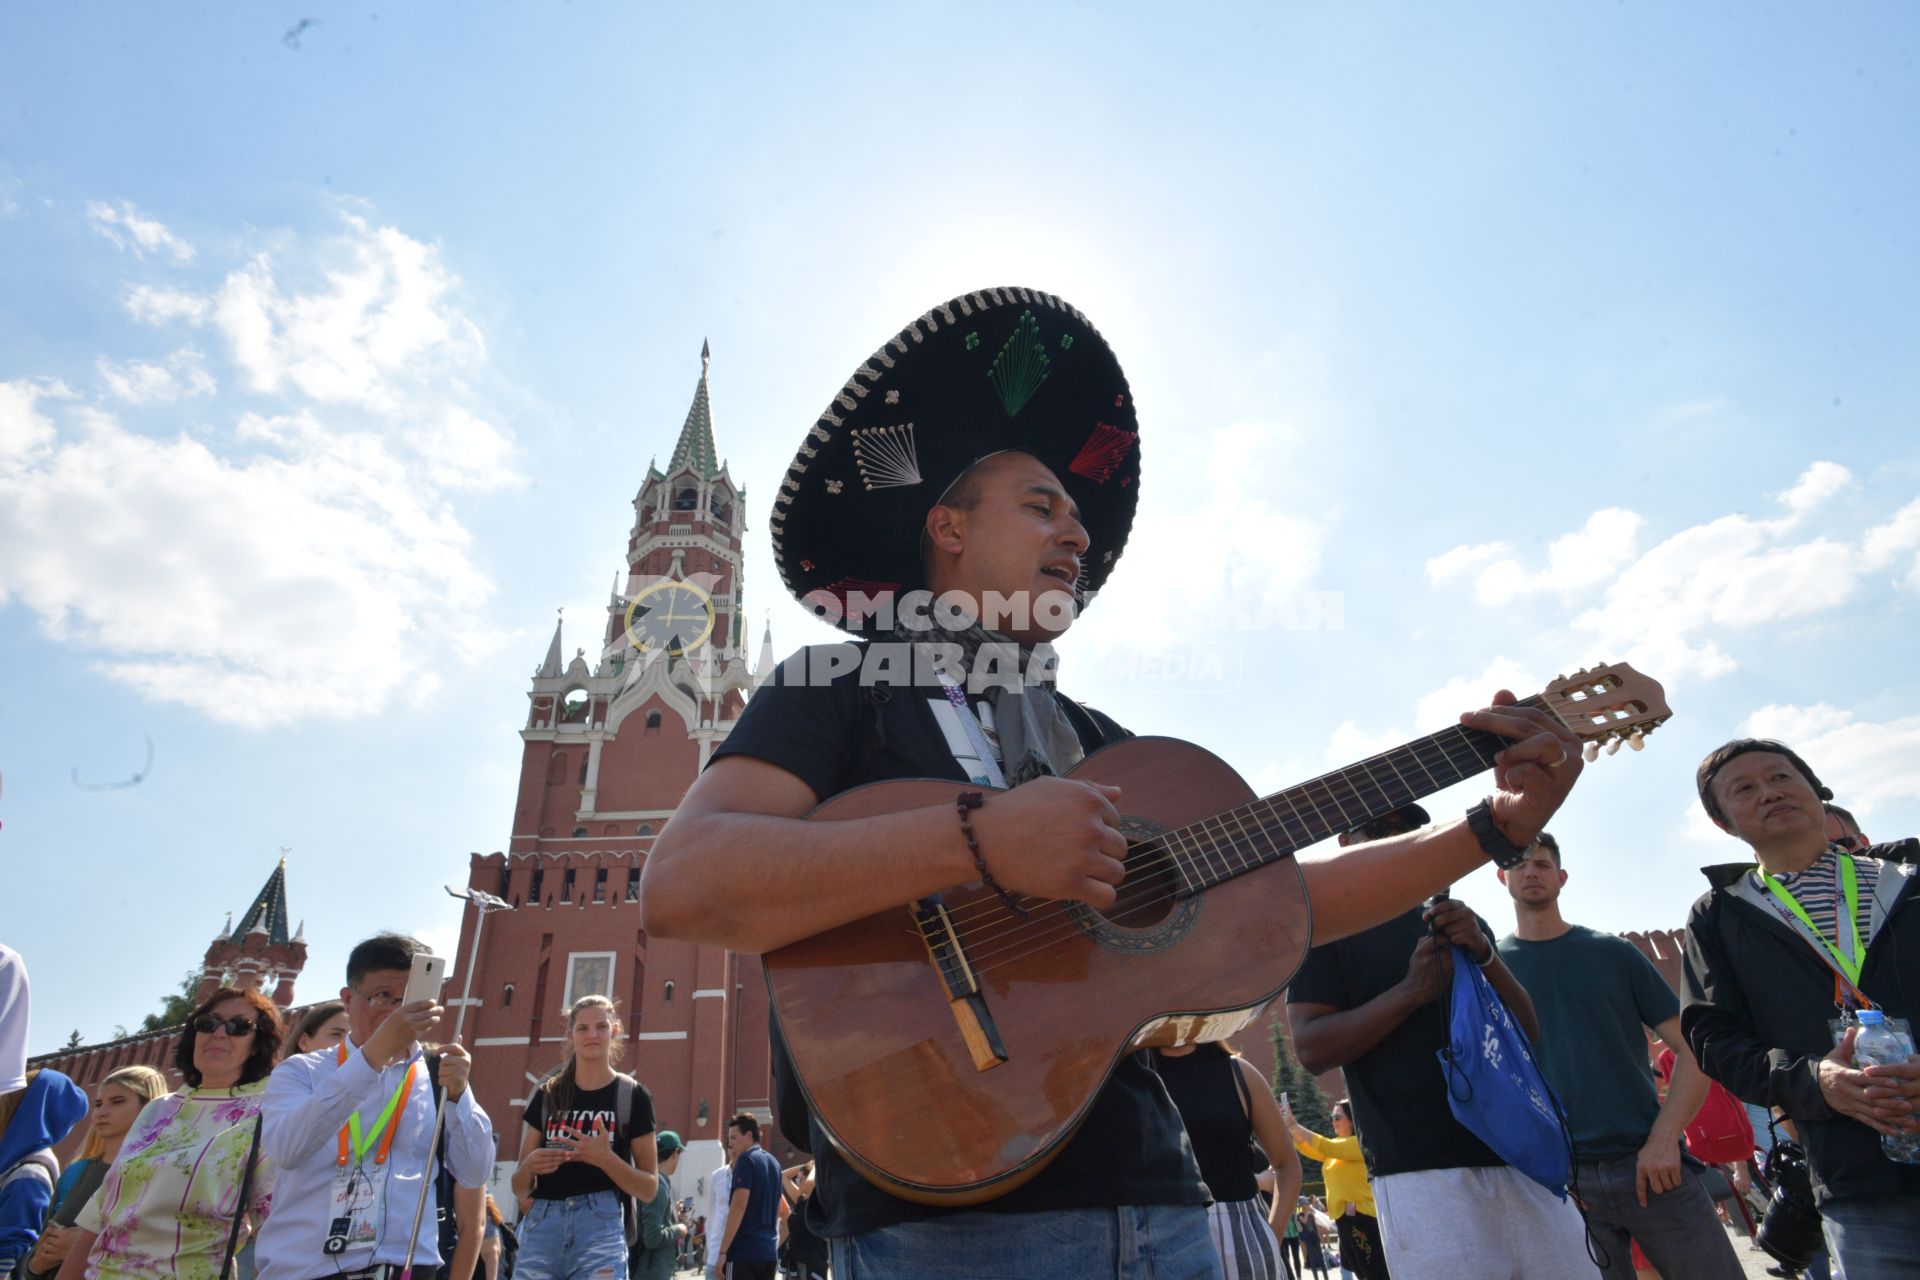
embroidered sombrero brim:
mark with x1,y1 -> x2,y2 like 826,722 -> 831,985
771,286 -> 1141,630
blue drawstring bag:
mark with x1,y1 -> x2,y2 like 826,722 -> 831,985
1435,944 -> 1573,1199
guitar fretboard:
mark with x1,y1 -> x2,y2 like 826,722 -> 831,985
1162,695 -> 1550,893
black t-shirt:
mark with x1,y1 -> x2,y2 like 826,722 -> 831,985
710,643 -> 1208,1238
521,1077 -> 656,1200
1286,906 -> 1503,1178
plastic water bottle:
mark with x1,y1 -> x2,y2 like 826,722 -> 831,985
1852,1010 -> 1920,1164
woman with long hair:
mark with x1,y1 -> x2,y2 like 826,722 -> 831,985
1283,1099 -> 1389,1280
22,1067 -> 167,1280
510,995 -> 659,1280
56,988 -> 280,1280
279,1001 -> 349,1060
1152,1042 -> 1301,1280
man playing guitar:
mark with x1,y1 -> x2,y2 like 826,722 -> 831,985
640,286 -> 1587,1279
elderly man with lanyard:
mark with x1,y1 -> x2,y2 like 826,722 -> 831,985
641,286 -> 1587,1279
1684,738 -> 1920,1279
258,934 -> 495,1280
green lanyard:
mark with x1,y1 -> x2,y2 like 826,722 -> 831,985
335,1043 -> 419,1167
1761,852 -> 1864,988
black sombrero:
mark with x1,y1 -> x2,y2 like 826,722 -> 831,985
771,286 -> 1141,630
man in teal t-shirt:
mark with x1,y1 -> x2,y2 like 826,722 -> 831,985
1497,832 -> 1743,1280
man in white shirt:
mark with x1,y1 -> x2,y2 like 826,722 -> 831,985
704,1159 -> 730,1280
258,934 -> 494,1280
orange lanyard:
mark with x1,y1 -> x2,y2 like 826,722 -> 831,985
334,1041 -> 419,1167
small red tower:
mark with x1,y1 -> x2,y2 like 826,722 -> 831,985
452,345 -> 782,1201
196,858 -> 307,1008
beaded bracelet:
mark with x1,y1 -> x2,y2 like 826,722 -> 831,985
957,791 -> 1029,918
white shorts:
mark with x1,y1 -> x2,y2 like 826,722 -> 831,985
1372,1166 -> 1597,1279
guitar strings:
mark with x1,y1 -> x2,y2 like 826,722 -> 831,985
938,727 -> 1509,977
928,719 -> 1504,941
922,691 -> 1581,936
929,725 -> 1492,949
951,743 -> 1498,976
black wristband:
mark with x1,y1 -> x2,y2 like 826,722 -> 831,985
957,791 -> 1030,919
1466,799 -> 1529,871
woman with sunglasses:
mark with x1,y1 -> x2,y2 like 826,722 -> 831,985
56,988 -> 281,1280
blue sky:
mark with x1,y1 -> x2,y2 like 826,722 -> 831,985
4,3 -> 1918,1056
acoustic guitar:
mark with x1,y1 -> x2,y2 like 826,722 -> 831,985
764,663 -> 1670,1205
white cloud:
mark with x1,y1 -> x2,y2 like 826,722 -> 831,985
87,200 -> 195,262
1430,461 -> 1920,682
412,407 -> 524,492
125,284 -> 212,326
0,379 -> 70,460
1776,460 -> 1852,523
0,204 -> 525,727
1467,508 -> 1643,606
96,348 -> 216,405
1739,703 -> 1920,817
0,404 -> 491,727
1426,540 -> 1508,583
210,216 -> 484,409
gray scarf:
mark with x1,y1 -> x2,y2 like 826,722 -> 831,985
893,620 -> 1084,786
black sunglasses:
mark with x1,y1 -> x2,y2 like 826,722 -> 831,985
192,1014 -> 258,1037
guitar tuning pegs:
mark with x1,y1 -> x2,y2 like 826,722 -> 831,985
1606,736 -> 1624,755
1583,741 -> 1600,763
1629,730 -> 1645,751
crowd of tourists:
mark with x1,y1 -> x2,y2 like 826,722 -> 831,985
4,288 -> 1917,1280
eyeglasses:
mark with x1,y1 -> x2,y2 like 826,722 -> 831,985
352,987 -> 404,1009
1834,834 -> 1869,852
192,1015 -> 258,1037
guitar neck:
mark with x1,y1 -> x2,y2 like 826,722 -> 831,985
1169,695 -> 1552,893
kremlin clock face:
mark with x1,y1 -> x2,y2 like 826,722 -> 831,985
625,580 -> 715,658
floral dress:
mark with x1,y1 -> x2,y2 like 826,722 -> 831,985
74,1083 -> 274,1280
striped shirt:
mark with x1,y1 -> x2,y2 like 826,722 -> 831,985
1765,847 -> 1882,954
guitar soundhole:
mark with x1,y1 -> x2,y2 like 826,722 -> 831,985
1064,815 -> 1202,954
1107,837 -> 1182,929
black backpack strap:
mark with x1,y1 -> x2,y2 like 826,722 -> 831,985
218,1115 -> 263,1279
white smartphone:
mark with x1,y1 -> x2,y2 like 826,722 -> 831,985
403,951 -> 449,1005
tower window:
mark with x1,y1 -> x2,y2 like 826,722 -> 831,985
579,754 -> 590,785
594,867 -> 608,902
645,712 -> 661,734
571,826 -> 588,838
561,689 -> 589,723
529,868 -> 544,902
562,868 -> 576,901
636,823 -> 654,836
673,487 -> 699,511
626,868 -> 641,901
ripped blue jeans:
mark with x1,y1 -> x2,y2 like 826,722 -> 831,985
516,1190 -> 629,1280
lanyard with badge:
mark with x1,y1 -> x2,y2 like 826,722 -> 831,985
325,1041 -> 419,1256
1758,850 -> 1877,1017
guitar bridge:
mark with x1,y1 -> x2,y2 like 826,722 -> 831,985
915,896 -> 1009,1073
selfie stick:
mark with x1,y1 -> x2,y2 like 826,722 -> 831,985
399,887 -> 512,1280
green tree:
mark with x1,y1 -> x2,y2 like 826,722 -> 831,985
1268,1010 -> 1335,1147
139,968 -> 202,1033
63,1029 -> 83,1051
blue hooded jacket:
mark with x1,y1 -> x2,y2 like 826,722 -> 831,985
0,1070 -> 90,1269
